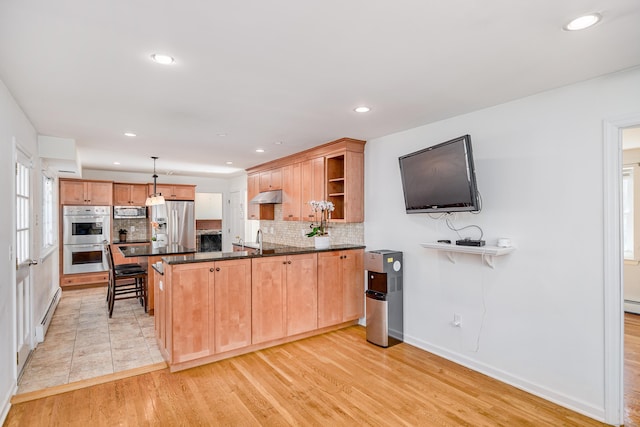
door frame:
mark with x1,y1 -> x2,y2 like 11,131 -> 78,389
603,113 -> 640,425
12,139 -> 35,379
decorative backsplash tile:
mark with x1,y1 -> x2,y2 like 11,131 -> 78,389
258,205 -> 364,247
112,218 -> 149,241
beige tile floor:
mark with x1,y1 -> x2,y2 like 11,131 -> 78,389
17,286 -> 164,394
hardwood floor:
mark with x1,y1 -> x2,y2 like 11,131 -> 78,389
5,326 -> 608,426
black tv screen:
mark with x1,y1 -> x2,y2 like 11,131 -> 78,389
398,135 -> 479,214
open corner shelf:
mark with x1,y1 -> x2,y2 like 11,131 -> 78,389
420,242 -> 515,268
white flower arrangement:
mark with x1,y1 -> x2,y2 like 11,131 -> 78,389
306,200 -> 335,237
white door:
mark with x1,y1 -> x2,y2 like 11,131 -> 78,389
15,146 -> 34,376
229,191 -> 244,249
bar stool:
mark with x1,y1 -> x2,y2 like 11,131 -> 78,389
105,244 -> 147,317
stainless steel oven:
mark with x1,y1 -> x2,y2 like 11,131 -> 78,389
63,206 -> 111,244
63,206 -> 110,274
63,243 -> 109,274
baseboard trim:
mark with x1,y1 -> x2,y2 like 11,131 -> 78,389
11,362 -> 167,404
403,333 -> 606,424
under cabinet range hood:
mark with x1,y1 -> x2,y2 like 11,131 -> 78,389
249,190 -> 282,204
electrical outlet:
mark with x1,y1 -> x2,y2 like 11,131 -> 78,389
452,313 -> 461,327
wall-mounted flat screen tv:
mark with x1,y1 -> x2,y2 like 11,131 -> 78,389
398,134 -> 480,214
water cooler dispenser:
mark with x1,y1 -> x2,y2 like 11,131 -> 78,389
364,250 -> 403,347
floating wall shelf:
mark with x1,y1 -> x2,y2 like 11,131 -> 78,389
420,242 -> 516,268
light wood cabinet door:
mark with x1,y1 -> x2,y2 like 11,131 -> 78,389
342,249 -> 364,321
259,168 -> 282,192
60,180 -> 86,204
86,181 -> 113,205
148,184 -> 195,201
113,183 -> 147,205
113,184 -> 130,205
171,185 -> 196,200
251,256 -> 287,344
286,253 -> 318,335
317,249 -> 364,327
247,173 -> 274,220
317,251 -> 344,328
60,180 -> 113,205
282,163 -> 301,221
247,173 -> 260,220
129,184 -> 148,205
170,262 -> 214,363
301,157 -> 324,221
214,258 -> 252,353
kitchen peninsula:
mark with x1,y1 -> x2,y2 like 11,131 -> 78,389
152,243 -> 365,372
119,243 -> 196,315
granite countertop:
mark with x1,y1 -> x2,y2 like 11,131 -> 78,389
119,243 -> 196,258
163,242 -> 366,265
112,239 -> 150,245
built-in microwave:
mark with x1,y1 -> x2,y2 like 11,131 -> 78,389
113,206 -> 147,219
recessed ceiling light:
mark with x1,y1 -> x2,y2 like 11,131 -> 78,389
124,132 -> 136,137
113,161 -> 121,165
274,141 -> 283,145
354,106 -> 371,113
256,149 -> 265,153
150,53 -> 175,65
563,13 -> 602,31
226,161 -> 233,165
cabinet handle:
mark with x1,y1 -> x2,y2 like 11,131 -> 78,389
288,260 -> 292,264
216,267 -> 221,272
210,268 -> 215,272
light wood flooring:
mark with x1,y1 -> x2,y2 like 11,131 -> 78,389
17,287 -> 164,394
6,321 -> 622,426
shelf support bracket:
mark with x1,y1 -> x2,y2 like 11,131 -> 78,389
484,255 -> 496,269
444,251 -> 456,264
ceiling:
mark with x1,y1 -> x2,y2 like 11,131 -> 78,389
1,1 -> 639,178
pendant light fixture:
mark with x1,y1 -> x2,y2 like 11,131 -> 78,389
145,156 -> 166,206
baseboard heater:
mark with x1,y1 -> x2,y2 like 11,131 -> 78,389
36,288 -> 61,342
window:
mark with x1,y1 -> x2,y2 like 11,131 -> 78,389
623,167 -> 634,260
42,174 -> 55,250
16,159 -> 30,265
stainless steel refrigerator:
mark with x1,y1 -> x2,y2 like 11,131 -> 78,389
151,201 -> 195,249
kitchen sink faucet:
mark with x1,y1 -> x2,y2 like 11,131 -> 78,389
256,229 -> 263,255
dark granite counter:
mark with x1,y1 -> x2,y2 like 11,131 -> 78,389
162,243 -> 366,265
119,243 -> 196,258
113,239 -> 150,245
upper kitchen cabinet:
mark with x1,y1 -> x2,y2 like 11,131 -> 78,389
326,146 -> 364,222
259,168 -> 282,192
301,157 -> 325,221
245,137 -> 365,223
113,183 -> 148,206
281,163 -> 301,221
149,184 -> 196,201
60,179 -> 113,205
247,172 -> 274,220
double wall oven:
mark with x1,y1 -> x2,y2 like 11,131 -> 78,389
63,206 -> 111,274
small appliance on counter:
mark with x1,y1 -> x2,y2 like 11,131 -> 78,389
364,250 -> 403,347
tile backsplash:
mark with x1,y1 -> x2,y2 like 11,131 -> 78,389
258,205 -> 364,247
112,218 -> 149,241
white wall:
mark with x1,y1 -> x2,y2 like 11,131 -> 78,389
364,67 -> 640,421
